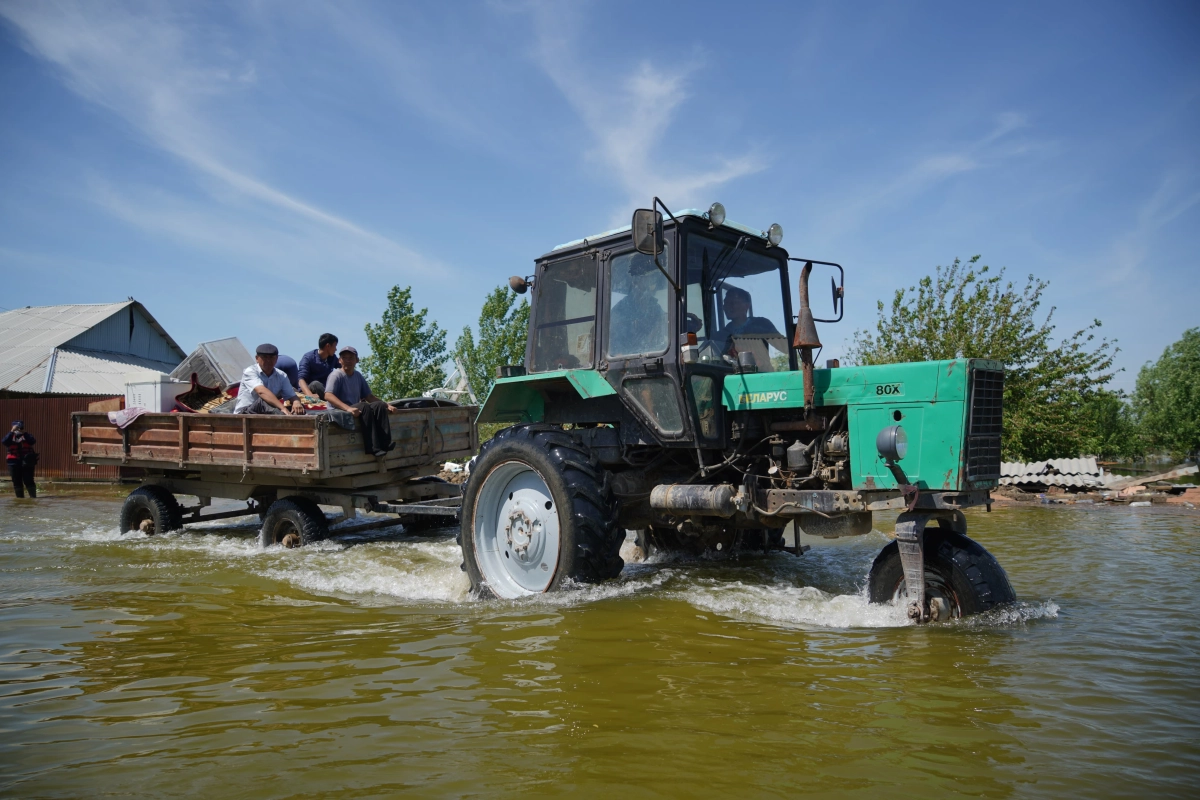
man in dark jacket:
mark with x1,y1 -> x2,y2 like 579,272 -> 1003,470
298,333 -> 341,398
3,420 -> 37,498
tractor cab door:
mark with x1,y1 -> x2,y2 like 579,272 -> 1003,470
599,240 -> 693,444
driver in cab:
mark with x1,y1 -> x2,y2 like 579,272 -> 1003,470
719,285 -> 779,355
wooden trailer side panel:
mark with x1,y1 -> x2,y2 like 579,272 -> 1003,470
73,406 -> 474,479
323,407 -> 476,476
75,413 -> 321,472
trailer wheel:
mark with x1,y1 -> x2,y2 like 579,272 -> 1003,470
868,529 -> 1016,618
461,424 -> 622,598
119,486 -> 182,535
259,497 -> 328,548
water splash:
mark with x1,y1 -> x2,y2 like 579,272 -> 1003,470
675,579 -> 912,629
20,519 -> 1060,628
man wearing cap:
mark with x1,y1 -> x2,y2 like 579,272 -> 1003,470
324,346 -> 396,456
234,344 -> 305,415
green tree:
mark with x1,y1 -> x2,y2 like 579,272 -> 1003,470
1132,328 -> 1200,460
847,256 -> 1118,461
1080,389 -> 1143,461
361,285 -> 447,399
454,286 -> 530,400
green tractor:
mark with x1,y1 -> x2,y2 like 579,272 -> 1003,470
461,199 -> 1015,621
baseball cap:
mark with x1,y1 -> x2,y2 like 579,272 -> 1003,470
256,343 -> 279,356
11,420 -> 23,428
338,345 -> 359,357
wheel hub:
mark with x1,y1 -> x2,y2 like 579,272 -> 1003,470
505,508 -> 542,560
472,461 -> 561,597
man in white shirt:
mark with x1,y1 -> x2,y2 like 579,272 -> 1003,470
234,343 -> 305,415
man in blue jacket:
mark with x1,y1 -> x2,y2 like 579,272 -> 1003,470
298,333 -> 341,398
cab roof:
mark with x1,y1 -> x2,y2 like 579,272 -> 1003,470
547,209 -> 774,256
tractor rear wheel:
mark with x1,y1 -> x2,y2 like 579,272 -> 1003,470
868,529 -> 1015,618
461,425 -> 623,598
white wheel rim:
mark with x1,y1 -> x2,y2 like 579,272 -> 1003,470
473,460 -> 561,598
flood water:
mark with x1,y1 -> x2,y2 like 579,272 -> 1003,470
1,493 -> 1198,798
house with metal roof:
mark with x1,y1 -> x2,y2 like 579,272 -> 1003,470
0,300 -> 186,396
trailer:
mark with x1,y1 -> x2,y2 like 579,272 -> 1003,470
72,403 -> 478,546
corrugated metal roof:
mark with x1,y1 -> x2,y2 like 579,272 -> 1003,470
1001,458 -> 1100,478
1000,457 -> 1124,488
1000,474 -> 1114,488
0,301 -> 185,394
46,348 -> 177,394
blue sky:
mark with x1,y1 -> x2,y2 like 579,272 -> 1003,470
1,0 -> 1196,392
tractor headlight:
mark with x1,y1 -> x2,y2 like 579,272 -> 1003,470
876,425 -> 908,461
707,202 -> 726,227
766,223 -> 783,247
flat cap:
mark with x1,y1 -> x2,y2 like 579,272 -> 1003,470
255,343 -> 279,356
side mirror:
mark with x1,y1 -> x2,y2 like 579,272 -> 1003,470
632,208 -> 664,256
508,275 -> 529,294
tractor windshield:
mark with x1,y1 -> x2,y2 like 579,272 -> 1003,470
685,233 -> 788,371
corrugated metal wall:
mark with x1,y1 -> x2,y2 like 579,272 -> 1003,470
0,396 -> 122,480
64,304 -> 183,364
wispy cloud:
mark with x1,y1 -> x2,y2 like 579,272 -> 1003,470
814,112 -> 1035,237
0,0 -> 435,274
1104,167 -> 1200,285
523,2 -> 764,215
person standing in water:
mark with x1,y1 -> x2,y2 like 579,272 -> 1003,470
3,420 -> 37,498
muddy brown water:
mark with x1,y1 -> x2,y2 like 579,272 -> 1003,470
1,494 -> 1198,798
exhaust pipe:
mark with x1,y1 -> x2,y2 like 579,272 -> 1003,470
792,261 -> 822,408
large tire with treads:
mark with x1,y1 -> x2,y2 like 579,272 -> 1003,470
259,497 -> 328,547
460,424 -> 623,598
868,529 -> 1016,617
119,486 -> 183,534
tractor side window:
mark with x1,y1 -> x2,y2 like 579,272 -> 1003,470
606,246 -> 670,359
530,256 -> 597,372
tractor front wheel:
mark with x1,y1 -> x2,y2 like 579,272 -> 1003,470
461,425 -> 623,598
868,529 -> 1015,619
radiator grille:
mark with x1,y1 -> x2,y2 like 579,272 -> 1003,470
965,368 -> 1003,483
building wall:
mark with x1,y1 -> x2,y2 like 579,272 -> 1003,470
65,304 -> 183,364
0,395 -> 124,480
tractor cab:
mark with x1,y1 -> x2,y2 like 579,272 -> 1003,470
496,201 -> 836,449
